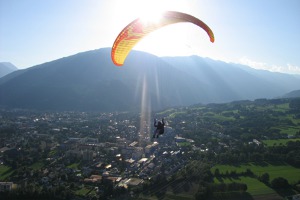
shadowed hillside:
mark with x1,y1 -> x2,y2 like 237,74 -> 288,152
1,48 -> 300,112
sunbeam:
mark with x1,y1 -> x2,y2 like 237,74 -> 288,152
139,75 -> 152,143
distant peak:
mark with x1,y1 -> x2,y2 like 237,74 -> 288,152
0,62 -> 18,70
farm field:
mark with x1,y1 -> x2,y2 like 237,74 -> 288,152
0,164 -> 14,181
211,162 -> 300,199
213,176 -> 276,196
263,138 -> 300,146
139,183 -> 199,200
212,162 -> 300,184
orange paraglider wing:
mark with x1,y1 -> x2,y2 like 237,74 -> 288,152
111,11 -> 215,66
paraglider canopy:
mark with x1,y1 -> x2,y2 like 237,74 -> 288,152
111,11 -> 215,66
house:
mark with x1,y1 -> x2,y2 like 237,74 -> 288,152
82,149 -> 93,161
132,147 -> 144,160
125,158 -> 135,168
126,178 -> 143,186
293,194 -> 300,200
0,182 -> 13,192
84,175 -> 102,183
103,176 -> 122,187
119,178 -> 144,187
138,158 -> 148,166
253,139 -> 261,145
145,142 -> 159,155
0,147 -> 12,153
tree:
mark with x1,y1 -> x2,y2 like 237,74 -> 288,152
259,173 -> 270,184
271,177 -> 289,189
214,168 -> 220,177
195,185 -> 210,200
289,99 -> 300,113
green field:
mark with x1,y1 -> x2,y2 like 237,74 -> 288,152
213,176 -> 275,196
75,187 -> 90,195
30,161 -> 44,170
139,183 -> 199,200
0,164 -> 14,181
75,186 -> 96,196
263,138 -> 300,146
273,103 -> 290,111
48,149 -> 58,156
169,111 -> 187,119
212,162 -> 300,185
214,113 -> 236,121
278,126 -> 300,135
67,162 -> 81,170
177,142 -> 192,147
212,162 -> 300,198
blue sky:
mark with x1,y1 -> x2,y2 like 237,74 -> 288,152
1,0 -> 300,74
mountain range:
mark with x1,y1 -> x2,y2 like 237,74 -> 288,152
0,48 -> 300,112
282,89 -> 300,98
0,62 -> 18,78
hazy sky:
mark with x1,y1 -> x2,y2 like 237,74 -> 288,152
1,0 -> 300,74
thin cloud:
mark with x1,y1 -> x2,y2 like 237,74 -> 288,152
239,57 -> 300,75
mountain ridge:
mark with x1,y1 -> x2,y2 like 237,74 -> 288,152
0,62 -> 18,78
1,48 -> 300,112
282,90 -> 300,98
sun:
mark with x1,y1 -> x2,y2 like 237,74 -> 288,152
124,0 -> 171,17
113,0 -> 187,23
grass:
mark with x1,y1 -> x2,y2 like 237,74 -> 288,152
262,138 -> 300,146
276,124 -> 300,135
139,183 -> 198,200
75,186 -> 95,196
212,162 -> 300,185
75,187 -> 90,196
203,112 -> 235,122
213,176 -> 275,196
48,149 -> 57,157
286,114 -> 300,125
157,108 -> 177,116
177,142 -> 191,147
0,165 -> 14,181
272,103 -> 289,112
211,162 -> 300,198
169,111 -> 187,119
30,161 -> 44,170
67,162 -> 81,170
163,193 -> 195,200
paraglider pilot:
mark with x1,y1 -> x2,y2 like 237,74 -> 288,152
153,118 -> 165,138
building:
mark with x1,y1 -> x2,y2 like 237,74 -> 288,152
174,136 -> 186,142
0,182 -> 13,192
132,147 -> 144,160
145,142 -> 159,155
82,149 -> 93,161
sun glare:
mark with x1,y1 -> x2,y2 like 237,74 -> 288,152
111,0 -> 213,57
114,0 -> 187,23
139,10 -> 164,25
